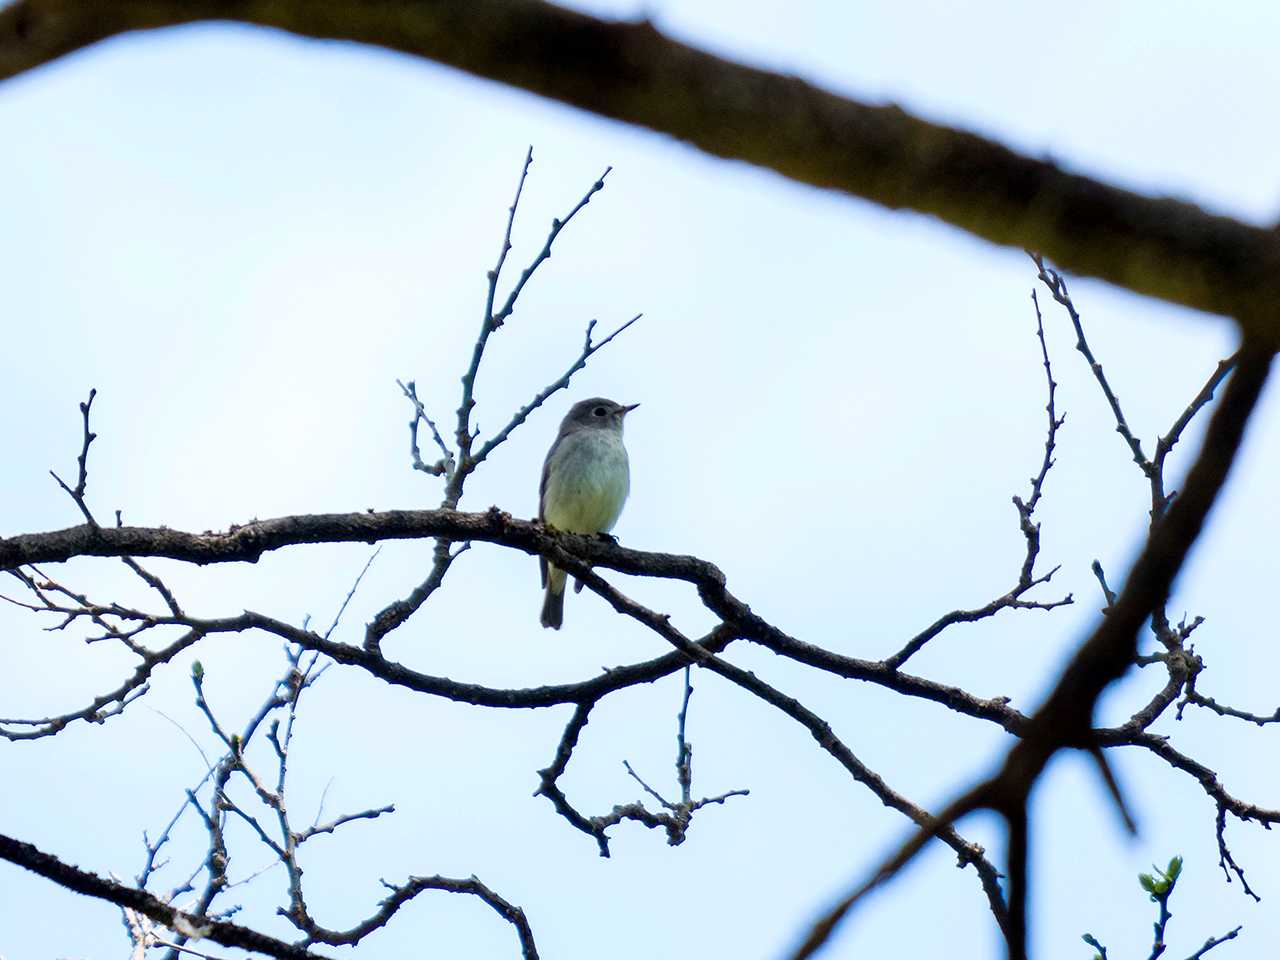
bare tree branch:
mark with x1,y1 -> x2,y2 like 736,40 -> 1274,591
366,156 -> 635,653
789,340 -> 1274,960
533,656 -> 749,856
884,290 -> 1071,670
0,831 -> 333,960
448,150 -> 616,501
0,507 -> 710,572
3,1 -> 1280,336
312,874 -> 540,957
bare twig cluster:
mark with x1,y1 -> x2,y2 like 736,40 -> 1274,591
3,152 -> 644,955
1033,257 -> 1270,903
534,663 -> 750,857
374,146 -> 635,654
788,260 -> 1275,959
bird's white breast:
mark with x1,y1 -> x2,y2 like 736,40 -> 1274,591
542,430 -> 631,534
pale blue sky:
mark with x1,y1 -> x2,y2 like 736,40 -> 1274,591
1,2 -> 1276,958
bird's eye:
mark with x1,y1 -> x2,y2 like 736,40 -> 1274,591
592,406 -> 607,417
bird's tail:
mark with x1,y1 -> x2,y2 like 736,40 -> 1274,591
541,565 -> 566,630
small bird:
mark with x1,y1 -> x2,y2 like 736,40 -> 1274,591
538,397 -> 638,629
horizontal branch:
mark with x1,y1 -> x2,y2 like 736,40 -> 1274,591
0,508 -> 710,576
1103,729 -> 1280,829
0,510 -> 1032,725
3,0 -> 1280,338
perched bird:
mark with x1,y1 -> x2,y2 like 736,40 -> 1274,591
538,397 -> 638,629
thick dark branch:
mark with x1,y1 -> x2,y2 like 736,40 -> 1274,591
1008,341 -> 1272,767
1039,258 -> 1252,751
2,515 -> 1032,729
0,508 -> 699,571
791,340 -> 1274,960
564,564 -> 1010,931
985,341 -> 1274,957
0,831 -> 331,960
130,608 -> 739,710
4,1 -> 1280,335
700,655 -> 1007,929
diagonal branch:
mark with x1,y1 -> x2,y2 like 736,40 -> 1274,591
1032,256 -> 1151,476
788,339 -> 1274,960
557,561 -> 1010,932
470,314 -> 640,469
0,831 -> 333,960
451,150 -> 612,487
4,1 -> 1280,335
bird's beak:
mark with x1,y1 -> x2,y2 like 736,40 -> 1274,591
622,403 -> 640,415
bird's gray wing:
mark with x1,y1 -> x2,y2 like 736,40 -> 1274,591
538,433 -> 560,589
